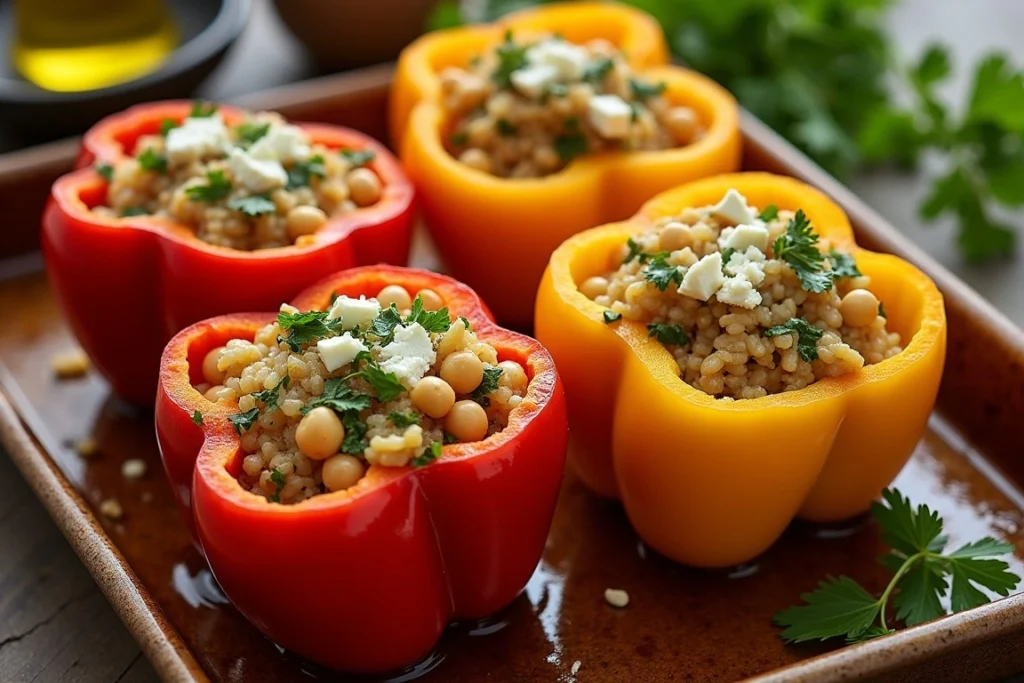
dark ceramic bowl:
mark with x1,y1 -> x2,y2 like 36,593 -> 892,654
0,0 -> 251,142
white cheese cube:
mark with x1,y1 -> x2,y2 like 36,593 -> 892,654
719,221 -> 770,253
248,123 -> 311,163
510,64 -> 560,99
227,149 -> 287,193
677,252 -> 725,301
316,334 -> 367,372
717,274 -> 762,309
166,115 -> 230,166
379,323 -> 436,387
327,295 -> 381,330
712,189 -> 756,226
526,39 -> 589,80
588,95 -> 632,139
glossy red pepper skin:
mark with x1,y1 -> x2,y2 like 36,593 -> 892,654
43,101 -> 416,405
155,266 -> 567,673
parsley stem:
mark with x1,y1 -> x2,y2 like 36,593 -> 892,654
877,552 -> 926,631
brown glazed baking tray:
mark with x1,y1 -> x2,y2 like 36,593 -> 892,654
2,64 -> 1024,683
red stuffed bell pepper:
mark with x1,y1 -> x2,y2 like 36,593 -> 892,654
155,265 -> 567,673
44,100 -> 416,405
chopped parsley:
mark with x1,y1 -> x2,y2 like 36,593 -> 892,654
368,304 -> 404,344
159,118 -> 179,136
459,316 -> 471,330
759,204 -> 779,222
191,410 -> 204,425
643,253 -> 684,291
542,83 -> 569,102
304,378 -> 371,414
349,355 -> 405,402
827,250 -> 863,279
450,131 -> 469,147
406,297 -> 452,333
340,412 -> 369,454
119,206 -> 149,217
603,310 -> 622,324
185,170 -> 232,203
269,467 -> 286,502
554,132 -> 588,163
228,407 -> 260,434
647,322 -> 689,346
496,119 -> 516,137
251,376 -> 290,412
411,442 -> 443,468
763,317 -> 825,362
772,210 -> 833,293
583,57 -> 614,83
277,310 -> 343,352
341,148 -> 376,167
389,410 -> 420,427
630,78 -> 667,101
190,100 -> 218,118
720,247 -> 737,271
878,302 -> 888,319
623,237 -> 652,265
492,30 -> 529,89
286,154 -> 326,190
137,147 -> 167,174
228,195 -> 277,217
443,432 -> 458,445
95,163 -> 113,181
235,121 -> 270,146
471,366 -> 503,407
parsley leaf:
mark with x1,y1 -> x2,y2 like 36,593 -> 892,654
459,316 -> 471,330
603,311 -> 622,324
443,432 -> 458,444
492,30 -> 528,89
368,304 -> 404,344
471,366 -> 503,406
496,119 -> 516,137
406,297 -> 452,333
277,310 -> 343,352
583,57 -> 615,83
235,121 -> 270,146
389,410 -> 420,427
719,247 -> 737,271
647,322 -> 689,346
878,302 -> 887,319
630,78 -> 666,101
190,100 -> 218,118
185,170 -> 232,203
191,410 -> 204,425
286,154 -> 326,190
828,250 -> 863,279
775,488 -> 1021,644
304,378 -> 372,414
450,131 -> 469,147
159,118 -> 179,136
251,376 -> 290,412
228,195 -> 277,217
95,163 -> 114,181
643,253 -> 683,291
228,407 -> 260,434
411,442 -> 443,468
341,148 -> 376,167
554,132 -> 588,163
137,147 -> 167,174
119,206 -> 149,217
759,204 -> 779,222
341,412 -> 369,454
763,317 -> 824,362
269,468 -> 286,502
772,210 -> 833,293
623,237 -> 651,265
355,357 -> 405,402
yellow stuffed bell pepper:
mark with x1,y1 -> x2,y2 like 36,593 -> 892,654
391,2 -> 741,326
535,172 -> 946,567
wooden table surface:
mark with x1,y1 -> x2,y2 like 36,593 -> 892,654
2,1 -> 1024,681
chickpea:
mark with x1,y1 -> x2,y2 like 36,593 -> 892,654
497,360 -> 528,393
410,376 -> 456,418
377,285 -> 412,311
204,385 -> 225,402
347,168 -> 382,207
322,455 -> 366,492
579,276 -> 608,300
440,351 -> 484,394
664,106 -> 699,144
286,205 -> 327,240
840,289 -> 880,327
295,407 -> 345,460
202,346 -> 226,384
459,148 -> 492,174
445,400 -> 489,443
415,288 -> 444,311
659,222 -> 693,252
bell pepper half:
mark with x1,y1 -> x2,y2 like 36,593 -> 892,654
155,265 -> 567,673
391,2 -> 742,326
535,172 -> 946,568
43,101 -> 416,405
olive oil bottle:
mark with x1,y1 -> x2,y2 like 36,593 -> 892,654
13,0 -> 177,92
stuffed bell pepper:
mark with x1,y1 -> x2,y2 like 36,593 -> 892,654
536,173 -> 946,568
392,2 -> 741,325
44,101 -> 416,404
155,265 -> 567,673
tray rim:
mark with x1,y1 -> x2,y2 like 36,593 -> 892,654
2,63 -> 1024,683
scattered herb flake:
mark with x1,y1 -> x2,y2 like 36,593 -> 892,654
368,304 -> 404,344
603,310 -> 622,324
759,204 -> 779,222
304,378 -> 372,414
443,432 -> 458,444
228,195 -> 277,217
623,237 -> 651,265
459,316 -> 471,330
630,78 -> 666,101
341,412 -> 369,454
191,410 -> 204,425
411,441 -> 443,468
95,163 -> 113,182
643,253 -> 684,291
277,310 -> 343,352
879,302 -> 888,319
647,322 -> 689,346
389,410 -> 420,427
496,119 -> 517,136
137,147 -> 167,174
235,121 -> 270,146
119,206 -> 149,217
286,154 -> 326,190
450,131 -> 469,147
471,366 -> 503,407
358,359 -> 405,403
185,170 -> 232,202
554,132 -> 588,163
251,376 -> 290,412
159,118 -> 179,136
828,250 -> 863,279
190,100 -> 218,118
492,30 -> 529,89
228,407 -> 260,434
341,148 -> 376,167
763,317 -> 825,362
583,57 -> 615,83
720,247 -> 737,271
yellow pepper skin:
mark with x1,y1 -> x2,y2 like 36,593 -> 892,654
535,173 -> 946,568
391,3 -> 741,326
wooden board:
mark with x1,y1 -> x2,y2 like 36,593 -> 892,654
3,64 -> 1024,682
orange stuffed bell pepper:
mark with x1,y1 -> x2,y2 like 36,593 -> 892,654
392,2 -> 741,326
536,172 -> 946,567
44,100 -> 415,405
155,265 -> 567,673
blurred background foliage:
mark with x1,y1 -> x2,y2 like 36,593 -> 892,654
429,0 -> 1024,261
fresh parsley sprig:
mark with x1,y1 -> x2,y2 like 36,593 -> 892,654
643,253 -> 684,291
411,442 -> 444,468
471,366 -> 503,407
277,310 -> 343,352
647,322 -> 689,346
763,317 -> 824,362
228,195 -> 276,217
772,210 -> 833,293
775,489 -> 1020,644
185,170 -> 232,203
492,30 -> 529,89
286,154 -> 326,190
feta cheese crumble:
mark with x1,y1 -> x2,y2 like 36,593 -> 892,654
379,323 -> 436,386
166,115 -> 230,166
317,334 -> 368,372
328,295 -> 382,330
711,188 -> 756,226
677,251 -> 725,301
227,148 -> 287,193
588,95 -> 633,139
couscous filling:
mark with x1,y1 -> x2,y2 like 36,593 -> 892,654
442,32 -> 703,178
94,103 -> 383,250
583,189 -> 902,399
196,285 -> 529,503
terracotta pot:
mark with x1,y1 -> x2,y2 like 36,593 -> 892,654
272,0 -> 438,70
